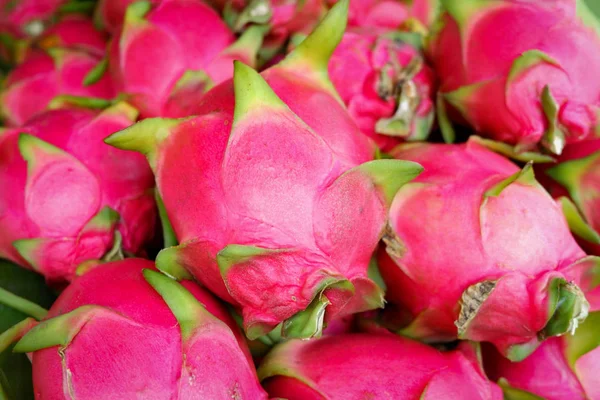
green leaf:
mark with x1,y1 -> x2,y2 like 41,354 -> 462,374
506,50 -> 559,85
541,279 -> 589,339
558,197 -> 600,244
436,92 -> 455,143
484,162 -> 537,198
468,135 -> 556,163
540,86 -> 566,155
82,57 -> 108,86
354,159 -> 424,206
565,311 -> 600,368
155,189 -> 177,248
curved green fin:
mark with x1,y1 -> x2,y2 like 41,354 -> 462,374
436,92 -> 455,143
224,24 -> 268,62
125,0 -> 152,24
558,197 -> 600,244
104,117 -> 185,170
505,338 -> 541,362
540,86 -> 566,155
278,0 -> 347,96
257,340 -> 326,397
281,279 -> 354,340
12,238 -> 45,272
541,278 -> 589,339
353,159 -> 424,206
231,0 -> 272,32
233,61 -> 286,123
576,0 -> 600,37
155,189 -> 178,248
172,70 -> 214,94
498,379 -> 545,400
484,162 -> 537,198
565,311 -> 600,368
48,95 -> 112,110
441,0 -> 499,32
282,295 -> 330,340
14,305 -> 113,353
546,151 -> 600,204
18,134 -> 65,167
0,318 -> 38,355
143,269 -> 217,340
155,245 -> 194,280
101,101 -> 139,121
0,288 -> 47,321
468,135 -> 556,163
216,244 -> 277,277
442,80 -> 488,121
507,50 -> 559,85
83,57 -> 108,86
83,206 -> 120,233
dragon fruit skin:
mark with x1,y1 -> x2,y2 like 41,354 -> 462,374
258,333 -> 502,399
94,0 -> 160,33
106,0 -> 423,340
545,140 -> 600,256
108,0 -> 263,118
328,28 -> 435,150
1,47 -> 115,126
483,311 -> 600,400
0,0 -> 65,38
429,0 -> 600,154
36,15 -> 109,57
13,259 -> 268,399
0,104 -> 155,284
328,0 -> 438,29
378,138 -> 597,361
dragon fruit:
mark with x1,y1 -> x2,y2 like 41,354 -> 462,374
107,0 -> 263,118
377,138 -> 597,361
545,140 -> 600,256
0,104 -> 155,284
94,0 -> 160,33
0,0 -> 65,38
258,333 -> 502,399
429,0 -> 600,154
328,28 -> 435,150
483,311 -> 600,400
328,0 -> 438,29
106,0 -> 423,340
0,42 -> 115,126
35,14 -> 109,57
12,258 -> 268,399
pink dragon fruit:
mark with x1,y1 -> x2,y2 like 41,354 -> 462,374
328,28 -> 435,150
483,311 -> 600,400
429,0 -> 600,154
328,0 -> 438,29
377,138 -> 597,361
107,0 -> 263,118
94,0 -> 160,33
258,333 -> 502,399
0,0 -> 65,38
12,259 -> 268,399
0,42 -> 115,126
545,140 -> 600,256
35,14 -> 109,57
106,0 -> 423,340
0,104 -> 155,284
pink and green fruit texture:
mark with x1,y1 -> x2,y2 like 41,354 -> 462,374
0,105 -> 156,284
378,138 -> 598,361
329,28 -> 435,150
328,0 -> 439,29
106,0 -> 423,340
429,0 -> 600,154
13,259 -> 268,399
259,333 -> 502,399
484,311 -> 600,400
108,0 -> 263,118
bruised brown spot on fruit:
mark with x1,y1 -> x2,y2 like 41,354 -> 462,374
59,346 -> 76,399
455,280 -> 497,336
382,223 -> 405,260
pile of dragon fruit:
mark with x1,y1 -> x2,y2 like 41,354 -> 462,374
2,0 -> 600,398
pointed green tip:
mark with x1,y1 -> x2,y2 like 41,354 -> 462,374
17,134 -> 61,163
233,61 -> 285,123
216,244 -> 273,276
484,162 -> 537,198
282,295 -> 330,339
558,197 -> 600,244
104,117 -> 182,168
281,0 -> 348,73
541,279 -> 589,339
356,159 -> 424,205
0,318 -> 38,355
143,269 -> 213,339
125,0 -> 152,24
12,238 -> 41,271
155,246 -> 193,280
